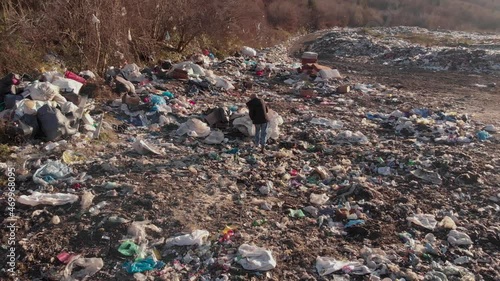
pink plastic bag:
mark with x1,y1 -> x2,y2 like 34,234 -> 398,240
64,71 -> 86,84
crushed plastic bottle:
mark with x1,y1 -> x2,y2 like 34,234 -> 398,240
89,201 -> 108,216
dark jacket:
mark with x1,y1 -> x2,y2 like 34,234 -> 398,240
246,97 -> 269,124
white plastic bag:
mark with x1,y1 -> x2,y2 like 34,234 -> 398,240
25,82 -> 59,101
310,117 -> 343,129
127,221 -> 162,243
316,256 -> 370,276
447,230 -> 473,246
215,77 -> 235,90
176,118 -> 211,138
52,77 -> 83,94
204,130 -> 225,144
79,70 -> 96,79
61,101 -> 79,114
165,229 -> 209,247
61,255 -> 103,281
237,244 -> 276,271
18,192 -> 78,206
122,63 -> 145,82
132,140 -> 163,155
233,115 -> 255,137
171,62 -> 206,77
266,109 -> 284,140
310,193 -> 329,205
319,69 -> 341,80
407,214 -> 438,230
241,46 -> 257,57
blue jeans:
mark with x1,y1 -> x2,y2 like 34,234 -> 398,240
254,123 -> 268,146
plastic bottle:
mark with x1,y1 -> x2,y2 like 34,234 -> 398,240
89,201 -> 108,215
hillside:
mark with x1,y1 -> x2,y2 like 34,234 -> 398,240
1,0 -> 500,74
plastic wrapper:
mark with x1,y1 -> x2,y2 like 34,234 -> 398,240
237,244 -> 276,271
176,118 -> 211,138
18,192 -> 78,206
165,229 -> 209,247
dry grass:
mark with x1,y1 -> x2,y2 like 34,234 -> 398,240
0,0 -> 499,75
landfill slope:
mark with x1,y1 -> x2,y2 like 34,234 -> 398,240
0,27 -> 499,281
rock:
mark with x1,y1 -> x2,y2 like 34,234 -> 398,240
51,215 -> 60,225
454,256 -> 471,265
483,124 -> 497,133
439,216 -> 457,230
259,185 -> 271,195
303,206 -> 319,217
261,202 -> 272,210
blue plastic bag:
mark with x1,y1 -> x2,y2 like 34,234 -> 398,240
123,256 -> 165,274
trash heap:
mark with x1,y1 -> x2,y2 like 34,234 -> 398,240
0,70 -> 99,142
0,38 -> 499,281
310,27 -> 500,72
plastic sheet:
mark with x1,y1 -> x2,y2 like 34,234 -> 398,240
236,244 -> 276,271
204,130 -> 225,144
407,214 -> 438,230
32,160 -> 73,186
165,229 -> 209,247
316,256 -> 370,276
310,117 -> 344,129
18,192 -> 78,206
61,256 -> 103,281
176,118 -> 211,138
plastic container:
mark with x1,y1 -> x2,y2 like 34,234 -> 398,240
64,70 -> 87,84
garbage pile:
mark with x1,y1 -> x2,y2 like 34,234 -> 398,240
0,70 -> 99,142
310,27 -> 500,72
0,37 -> 499,281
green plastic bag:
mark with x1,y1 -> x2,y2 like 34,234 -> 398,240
118,240 -> 139,256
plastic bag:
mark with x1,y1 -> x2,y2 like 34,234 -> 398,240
127,221 -> 162,243
25,82 -> 59,101
236,244 -> 276,271
14,99 -> 42,116
79,70 -> 96,80
115,76 -> 136,94
52,77 -> 83,95
266,109 -> 284,140
61,256 -> 103,281
316,256 -> 370,276
170,62 -> 206,77
37,104 -> 77,141
80,191 -> 95,210
310,193 -> 329,205
310,117 -> 343,129
122,63 -> 145,82
215,77 -> 235,90
165,229 -> 209,247
204,130 -> 225,144
447,230 -> 473,246
334,130 -> 369,144
132,140 -> 163,155
123,256 -> 165,274
318,69 -> 341,80
176,118 -> 211,138
233,115 -> 255,137
118,240 -> 139,256
32,160 -> 73,186
407,214 -> 438,230
60,101 -> 78,114
411,169 -> 443,185
241,46 -> 257,57
18,192 -> 78,206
